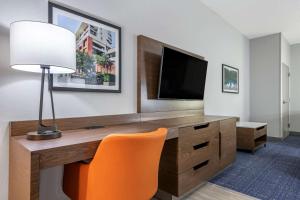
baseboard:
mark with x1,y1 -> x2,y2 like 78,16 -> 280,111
267,136 -> 283,142
289,131 -> 300,136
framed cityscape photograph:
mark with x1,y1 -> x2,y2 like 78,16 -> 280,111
49,2 -> 121,92
222,64 -> 239,93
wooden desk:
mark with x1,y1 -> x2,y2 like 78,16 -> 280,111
9,114 -> 236,200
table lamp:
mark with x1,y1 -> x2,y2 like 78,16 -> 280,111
10,21 -> 76,140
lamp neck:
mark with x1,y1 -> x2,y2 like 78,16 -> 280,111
38,65 -> 58,134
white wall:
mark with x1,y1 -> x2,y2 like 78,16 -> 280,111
250,33 -> 282,138
0,0 -> 250,199
281,35 -> 291,66
250,33 -> 291,138
290,44 -> 300,132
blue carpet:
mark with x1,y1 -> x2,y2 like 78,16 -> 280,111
210,136 -> 300,200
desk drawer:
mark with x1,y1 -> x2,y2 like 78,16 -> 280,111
178,131 -> 219,173
254,125 -> 267,139
179,122 -> 219,154
178,122 -> 219,173
178,158 -> 213,195
179,121 -> 219,143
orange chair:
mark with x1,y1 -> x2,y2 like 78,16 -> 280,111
63,128 -> 167,200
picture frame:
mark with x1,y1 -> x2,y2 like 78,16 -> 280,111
48,2 -> 121,93
222,64 -> 239,94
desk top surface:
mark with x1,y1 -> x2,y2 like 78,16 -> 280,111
12,115 -> 234,153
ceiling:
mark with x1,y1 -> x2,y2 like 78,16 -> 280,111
199,0 -> 300,44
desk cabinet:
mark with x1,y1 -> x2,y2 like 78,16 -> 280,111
178,121 -> 219,174
158,118 -> 236,197
220,118 -> 237,170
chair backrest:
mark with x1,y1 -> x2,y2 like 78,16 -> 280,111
86,128 -> 167,200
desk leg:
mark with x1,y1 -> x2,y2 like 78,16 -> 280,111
31,154 -> 40,200
9,138 -> 40,200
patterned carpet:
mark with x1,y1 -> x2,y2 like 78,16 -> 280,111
210,136 -> 300,200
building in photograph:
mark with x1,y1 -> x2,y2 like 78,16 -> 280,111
76,23 -> 116,74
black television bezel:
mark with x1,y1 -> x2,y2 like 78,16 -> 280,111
157,46 -> 208,100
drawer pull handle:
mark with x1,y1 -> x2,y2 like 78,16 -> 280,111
193,142 -> 209,150
256,126 -> 265,131
194,123 -> 209,130
193,160 -> 209,171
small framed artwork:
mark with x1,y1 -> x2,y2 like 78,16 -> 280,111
222,64 -> 239,93
48,2 -> 121,93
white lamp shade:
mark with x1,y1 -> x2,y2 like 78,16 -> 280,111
10,21 -> 76,74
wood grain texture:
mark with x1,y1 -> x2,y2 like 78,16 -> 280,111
178,122 -> 219,173
158,138 -> 180,195
237,125 -> 267,152
9,138 -> 40,200
236,128 -> 255,150
147,115 -> 233,129
137,35 -> 205,113
219,118 -> 237,170
10,115 -> 237,200
10,120 -> 175,200
178,160 -> 211,196
255,126 -> 267,139
177,123 -> 220,195
158,117 -> 236,197
140,110 -> 203,121
14,122 -> 177,169
9,138 -> 31,200
10,113 -> 141,136
30,154 -> 40,200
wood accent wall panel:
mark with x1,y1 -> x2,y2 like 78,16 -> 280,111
10,113 -> 141,136
140,110 -> 203,121
137,35 -> 204,114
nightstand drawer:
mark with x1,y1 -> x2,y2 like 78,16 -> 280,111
254,125 -> 267,139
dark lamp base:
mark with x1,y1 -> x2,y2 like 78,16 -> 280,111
27,130 -> 62,140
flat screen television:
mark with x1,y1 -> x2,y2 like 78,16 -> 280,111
158,47 -> 208,100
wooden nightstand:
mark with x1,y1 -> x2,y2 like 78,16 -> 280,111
236,122 -> 267,153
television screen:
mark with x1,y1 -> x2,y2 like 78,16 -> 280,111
158,47 -> 208,100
